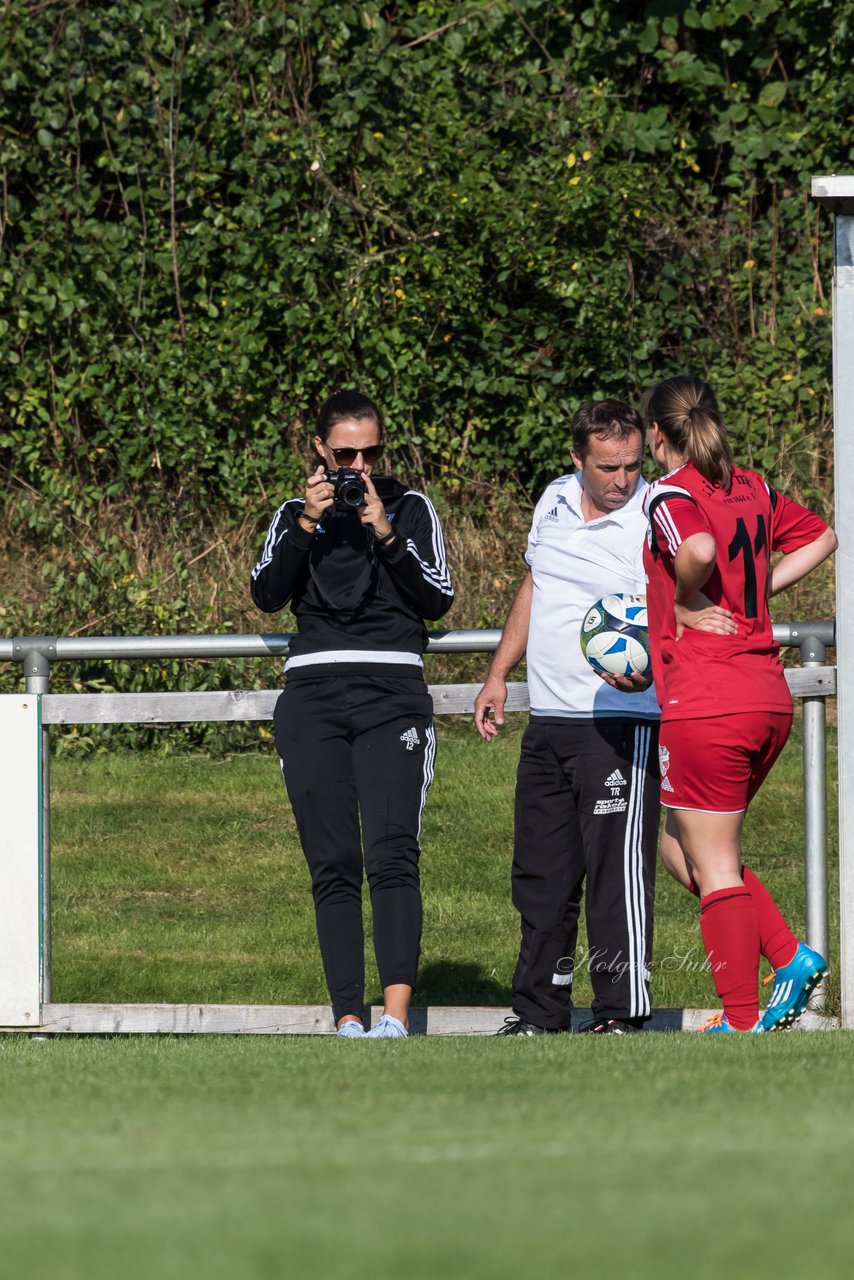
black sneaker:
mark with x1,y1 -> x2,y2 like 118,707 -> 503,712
578,1018 -> 642,1035
496,1016 -> 568,1036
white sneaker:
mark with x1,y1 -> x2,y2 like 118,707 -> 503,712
365,1014 -> 408,1039
336,1021 -> 366,1039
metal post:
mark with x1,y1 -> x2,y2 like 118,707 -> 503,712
775,621 -> 833,992
801,635 -> 829,999
812,177 -> 854,1026
13,638 -> 56,1006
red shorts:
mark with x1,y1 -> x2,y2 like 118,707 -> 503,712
658,711 -> 793,813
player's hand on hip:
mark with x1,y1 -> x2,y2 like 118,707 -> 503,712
474,678 -> 507,741
674,592 -> 737,640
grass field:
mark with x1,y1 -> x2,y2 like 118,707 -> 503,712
1,1033 -> 853,1280
0,717 -> 843,1279
50,715 -> 839,1017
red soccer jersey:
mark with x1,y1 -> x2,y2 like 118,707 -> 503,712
642,463 -> 829,721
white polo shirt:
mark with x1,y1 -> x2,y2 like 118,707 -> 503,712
525,472 -> 659,720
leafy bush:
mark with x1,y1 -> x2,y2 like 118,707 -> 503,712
2,0 -> 849,513
0,1 -> 847,748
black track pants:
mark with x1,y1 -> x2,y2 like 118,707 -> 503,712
275,674 -> 436,1023
511,718 -> 659,1030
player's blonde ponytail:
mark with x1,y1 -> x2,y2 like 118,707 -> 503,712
642,376 -> 733,489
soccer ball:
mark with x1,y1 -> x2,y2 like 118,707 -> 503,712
580,593 -> 650,677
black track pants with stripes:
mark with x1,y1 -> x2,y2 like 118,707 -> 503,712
274,674 -> 436,1024
510,717 -> 659,1030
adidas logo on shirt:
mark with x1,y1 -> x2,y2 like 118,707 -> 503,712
400,727 -> 421,751
604,769 -> 627,789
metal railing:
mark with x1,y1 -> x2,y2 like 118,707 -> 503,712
1,622 -> 838,1024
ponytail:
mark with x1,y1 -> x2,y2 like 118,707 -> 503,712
642,376 -> 732,489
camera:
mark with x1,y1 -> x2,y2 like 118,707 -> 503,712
326,467 -> 366,508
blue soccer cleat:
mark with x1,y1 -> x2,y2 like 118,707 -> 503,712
761,942 -> 828,1033
696,1012 -> 764,1034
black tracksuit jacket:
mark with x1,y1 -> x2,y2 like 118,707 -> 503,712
250,477 -> 454,671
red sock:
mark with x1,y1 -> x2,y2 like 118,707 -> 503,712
699,886 -> 760,1029
687,871 -> 797,970
740,867 -> 798,970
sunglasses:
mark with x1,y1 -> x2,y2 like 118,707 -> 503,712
327,444 -> 384,466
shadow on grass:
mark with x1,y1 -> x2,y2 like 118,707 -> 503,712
414,960 -> 513,1006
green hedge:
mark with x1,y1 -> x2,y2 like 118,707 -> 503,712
0,1 -> 848,748
1,0 -> 850,526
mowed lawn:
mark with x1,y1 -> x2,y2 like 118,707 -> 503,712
49,715 -> 838,1016
0,1034 -> 853,1280
1,719 -> 845,1280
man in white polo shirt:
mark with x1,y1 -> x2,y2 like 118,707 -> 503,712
474,400 -> 660,1034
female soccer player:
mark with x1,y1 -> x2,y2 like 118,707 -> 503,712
250,390 -> 454,1038
642,375 -> 837,1032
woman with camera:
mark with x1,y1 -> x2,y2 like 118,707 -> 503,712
250,390 -> 454,1038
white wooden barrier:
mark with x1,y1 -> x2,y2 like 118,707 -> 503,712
0,697 -> 42,1026
0,658 -> 837,1034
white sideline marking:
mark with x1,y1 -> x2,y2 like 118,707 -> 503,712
10,1122 -> 854,1178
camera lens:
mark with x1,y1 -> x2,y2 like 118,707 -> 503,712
338,478 -> 365,507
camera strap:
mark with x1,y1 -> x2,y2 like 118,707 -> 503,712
308,510 -> 377,613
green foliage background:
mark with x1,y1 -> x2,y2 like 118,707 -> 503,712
0,0 -> 849,739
